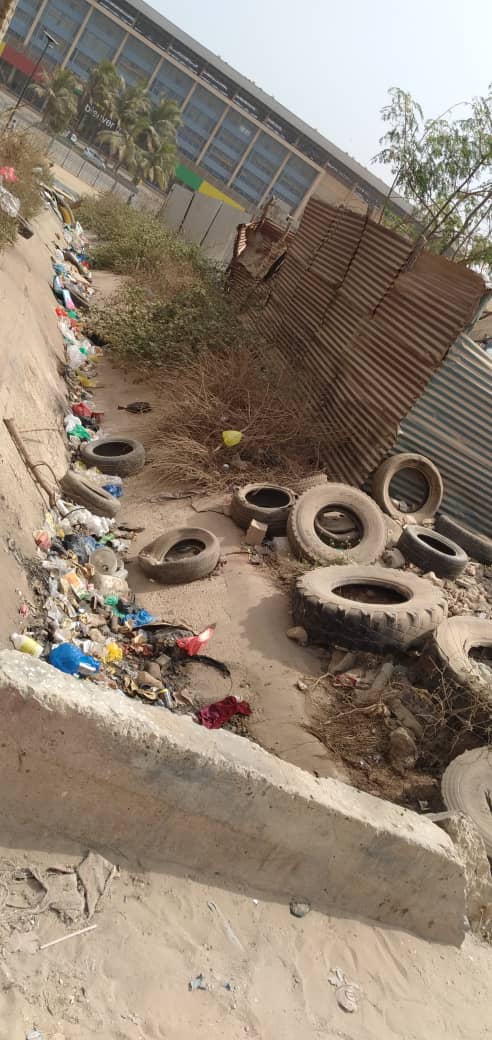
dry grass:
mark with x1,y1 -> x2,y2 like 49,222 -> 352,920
0,128 -> 52,251
150,343 -> 348,490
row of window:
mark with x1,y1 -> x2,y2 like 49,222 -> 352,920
7,0 -> 318,208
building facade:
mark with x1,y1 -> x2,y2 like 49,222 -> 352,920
3,0 -> 409,217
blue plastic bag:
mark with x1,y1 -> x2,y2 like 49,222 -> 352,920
49,642 -> 100,677
103,483 -> 123,498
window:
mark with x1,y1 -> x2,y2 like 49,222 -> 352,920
201,109 -> 256,183
68,9 -> 125,80
30,0 -> 88,60
271,154 -> 317,210
150,58 -> 193,106
117,36 -> 159,85
178,85 -> 225,160
7,0 -> 39,44
232,131 -> 287,204
97,0 -> 135,26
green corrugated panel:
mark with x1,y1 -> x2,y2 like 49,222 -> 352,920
175,163 -> 202,191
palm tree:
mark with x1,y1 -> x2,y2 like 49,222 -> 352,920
139,138 -> 176,189
97,82 -> 150,174
87,60 -> 123,117
32,67 -> 79,137
98,82 -> 178,188
141,96 -> 180,151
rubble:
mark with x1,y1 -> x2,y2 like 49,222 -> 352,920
389,727 -> 419,773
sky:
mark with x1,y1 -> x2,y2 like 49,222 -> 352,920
150,0 -> 492,180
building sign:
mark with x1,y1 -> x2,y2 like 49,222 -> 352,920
84,103 -> 117,131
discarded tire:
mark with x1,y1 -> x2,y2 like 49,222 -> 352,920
289,473 -> 328,494
442,747 -> 492,856
80,436 -> 145,476
287,484 -> 386,564
435,514 -> 492,564
397,524 -> 468,579
59,470 -> 120,518
371,453 -> 443,522
293,564 -> 447,651
230,483 -> 295,536
432,615 -> 492,699
138,527 -> 220,584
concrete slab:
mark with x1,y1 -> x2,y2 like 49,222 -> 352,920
0,651 -> 465,944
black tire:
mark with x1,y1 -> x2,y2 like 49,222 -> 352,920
230,483 -> 295,536
287,484 -> 386,564
435,514 -> 492,565
17,216 -> 34,239
397,524 -> 468,579
138,527 -> 221,585
80,436 -> 145,476
289,474 -> 328,494
432,615 -> 492,700
293,564 -> 447,652
442,747 -> 492,856
371,453 -> 443,522
59,470 -> 120,518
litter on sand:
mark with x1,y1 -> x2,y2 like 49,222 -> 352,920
328,967 -> 362,1013
189,973 -> 208,991
198,695 -> 252,729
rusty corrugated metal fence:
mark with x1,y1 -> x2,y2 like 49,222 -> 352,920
249,198 -> 485,486
393,335 -> 492,536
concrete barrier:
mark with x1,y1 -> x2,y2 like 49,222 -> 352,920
0,651 -> 465,943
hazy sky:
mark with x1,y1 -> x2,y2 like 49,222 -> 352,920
152,0 -> 491,179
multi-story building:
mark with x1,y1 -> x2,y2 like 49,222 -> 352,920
2,0 -> 410,217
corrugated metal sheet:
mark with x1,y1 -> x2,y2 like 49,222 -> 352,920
250,198 -> 486,486
394,335 -> 492,536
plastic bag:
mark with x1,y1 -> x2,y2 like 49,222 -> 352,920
176,625 -> 215,657
72,401 -> 93,420
49,642 -> 100,676
222,430 -> 243,447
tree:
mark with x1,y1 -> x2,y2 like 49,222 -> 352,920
32,67 -> 79,136
86,59 -> 123,117
138,137 -> 177,188
374,86 -> 492,273
141,96 -> 181,151
98,84 -> 179,189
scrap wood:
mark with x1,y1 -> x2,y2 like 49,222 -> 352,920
39,923 -> 97,951
3,418 -> 57,506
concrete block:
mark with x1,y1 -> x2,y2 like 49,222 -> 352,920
245,520 -> 268,545
0,651 -> 465,944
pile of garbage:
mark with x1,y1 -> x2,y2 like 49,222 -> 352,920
10,248 -> 249,730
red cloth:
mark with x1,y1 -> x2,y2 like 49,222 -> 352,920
198,695 -> 251,729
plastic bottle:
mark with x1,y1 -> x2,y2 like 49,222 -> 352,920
11,633 -> 43,658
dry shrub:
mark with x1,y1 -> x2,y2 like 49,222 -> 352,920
0,128 -> 52,251
150,343 -> 348,490
76,192 -> 210,288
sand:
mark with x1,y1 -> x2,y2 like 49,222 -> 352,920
0,843 -> 490,1040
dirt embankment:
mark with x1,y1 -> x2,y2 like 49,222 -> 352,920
0,209 -> 68,644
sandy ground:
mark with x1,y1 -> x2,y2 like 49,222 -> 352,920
87,353 -> 344,782
1,840 -> 491,1040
